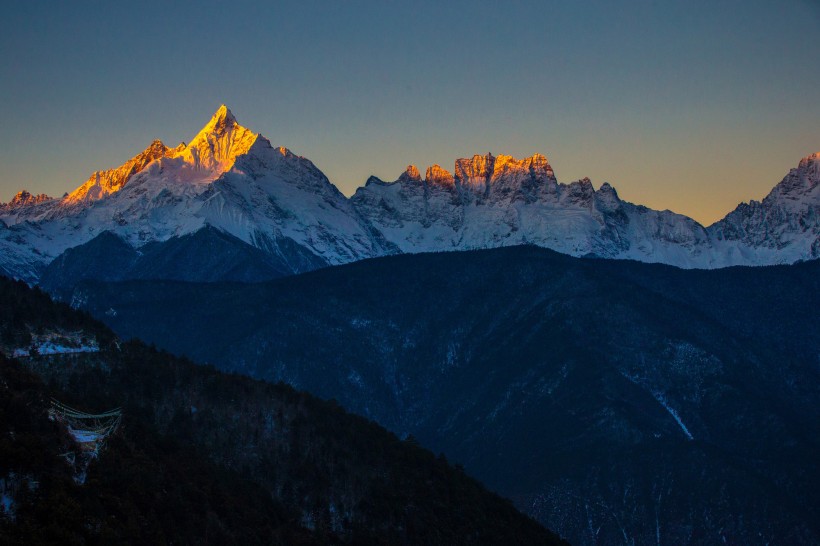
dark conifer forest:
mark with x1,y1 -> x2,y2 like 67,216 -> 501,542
68,246 -> 820,545
0,276 -> 566,545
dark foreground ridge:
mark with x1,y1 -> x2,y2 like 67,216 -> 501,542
0,276 -> 567,545
72,245 -> 820,545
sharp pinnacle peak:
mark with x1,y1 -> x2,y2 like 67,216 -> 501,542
196,104 -> 240,138
188,104 -> 251,147
425,164 -> 455,186
213,104 -> 236,124
146,139 -> 167,150
398,165 -> 422,182
799,151 -> 820,166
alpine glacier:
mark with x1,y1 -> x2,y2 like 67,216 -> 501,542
0,106 -> 817,284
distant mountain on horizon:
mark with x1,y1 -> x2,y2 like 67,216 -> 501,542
1,105 -> 818,286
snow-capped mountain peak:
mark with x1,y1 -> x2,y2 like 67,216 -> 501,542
792,151 -> 820,190
707,150 -> 820,262
425,165 -> 455,186
211,104 -> 237,126
5,190 -> 53,208
799,151 -> 820,167
0,105 -> 396,282
398,165 -> 422,183
64,139 -> 176,205
454,153 -> 495,190
174,104 -> 259,173
755,151 -> 820,202
490,153 -> 555,181
452,152 -> 556,191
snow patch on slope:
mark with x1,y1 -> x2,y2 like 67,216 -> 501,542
651,391 -> 695,440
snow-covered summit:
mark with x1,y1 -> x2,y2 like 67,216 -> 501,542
59,104 -> 261,209
0,105 -> 391,282
800,151 -> 820,166
350,151 -> 713,264
0,190 -> 57,225
425,165 -> 455,186
2,190 -> 53,209
454,152 -> 556,192
171,104 -> 259,174
707,150 -> 820,264
64,139 -> 178,206
398,165 -> 422,183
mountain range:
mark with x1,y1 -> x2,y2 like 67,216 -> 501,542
1,106 -> 818,287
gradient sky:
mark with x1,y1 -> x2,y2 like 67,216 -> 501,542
1,0 -> 817,225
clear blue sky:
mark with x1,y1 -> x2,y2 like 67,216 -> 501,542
1,0 -> 817,225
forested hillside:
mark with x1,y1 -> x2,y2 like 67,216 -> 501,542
0,277 -> 565,545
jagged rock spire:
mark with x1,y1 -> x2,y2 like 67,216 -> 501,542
425,165 -> 455,186
179,104 -> 259,172
398,165 -> 422,183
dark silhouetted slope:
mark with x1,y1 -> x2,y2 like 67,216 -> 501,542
0,276 -> 564,546
73,246 -> 820,545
